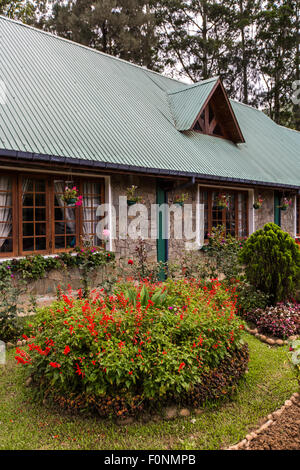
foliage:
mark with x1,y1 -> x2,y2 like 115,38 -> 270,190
0,267 -> 25,342
201,225 -> 245,281
239,223 -> 300,303
233,279 -> 270,316
288,339 -> 300,382
125,185 -> 143,203
61,186 -> 82,206
173,193 -> 189,204
244,302 -> 300,339
17,279 -> 246,416
0,248 -> 114,282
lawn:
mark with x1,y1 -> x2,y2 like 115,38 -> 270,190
0,333 -> 297,450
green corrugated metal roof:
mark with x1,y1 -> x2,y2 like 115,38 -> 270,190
167,77 -> 218,130
0,16 -> 299,188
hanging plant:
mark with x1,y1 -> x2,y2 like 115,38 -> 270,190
216,193 -> 230,209
278,197 -> 292,211
253,195 -> 264,210
126,185 -> 143,205
61,186 -> 83,206
173,193 -> 189,206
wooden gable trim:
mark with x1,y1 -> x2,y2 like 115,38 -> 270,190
190,78 -> 245,144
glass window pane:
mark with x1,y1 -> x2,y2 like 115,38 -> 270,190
36,223 -> 46,236
23,238 -> 34,251
55,207 -> 64,220
36,237 -> 46,250
23,223 -> 34,236
35,194 -> 45,207
55,221 -> 65,234
23,194 -> 34,206
0,237 -> 13,253
55,236 -> 65,249
35,208 -> 46,221
66,236 -> 76,248
23,208 -> 34,221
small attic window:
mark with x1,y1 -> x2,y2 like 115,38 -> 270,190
191,81 -> 245,143
192,102 -> 227,139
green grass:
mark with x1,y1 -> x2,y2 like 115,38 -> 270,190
0,333 -> 297,450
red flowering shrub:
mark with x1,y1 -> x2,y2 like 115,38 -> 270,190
18,279 -> 247,417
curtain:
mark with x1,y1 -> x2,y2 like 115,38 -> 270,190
83,182 -> 100,245
54,181 -> 76,234
0,177 -> 12,248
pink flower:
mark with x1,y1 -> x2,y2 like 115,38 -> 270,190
102,229 -> 110,238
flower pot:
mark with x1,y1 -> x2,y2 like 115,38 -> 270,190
127,200 -> 137,206
65,198 -> 77,206
280,206 -> 287,211
253,203 -> 262,210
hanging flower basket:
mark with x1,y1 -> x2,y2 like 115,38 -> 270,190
126,185 -> 143,205
253,195 -> 264,210
173,193 -> 189,206
61,186 -> 83,206
278,197 -> 292,211
216,193 -> 230,209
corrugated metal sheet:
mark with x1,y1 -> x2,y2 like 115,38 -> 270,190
167,77 -> 218,130
0,16 -> 299,187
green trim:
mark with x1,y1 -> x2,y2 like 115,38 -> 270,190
274,192 -> 281,227
156,186 -> 167,280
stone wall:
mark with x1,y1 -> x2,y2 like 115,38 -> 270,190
253,189 -> 296,237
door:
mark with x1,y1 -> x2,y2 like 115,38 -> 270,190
156,185 -> 168,279
274,191 -> 281,227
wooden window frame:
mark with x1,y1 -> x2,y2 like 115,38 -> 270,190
199,186 -> 249,240
0,172 -> 105,258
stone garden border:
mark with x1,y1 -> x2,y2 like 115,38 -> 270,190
225,392 -> 300,450
244,324 -> 299,346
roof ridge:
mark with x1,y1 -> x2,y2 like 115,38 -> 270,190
167,76 -> 219,95
0,15 -> 183,85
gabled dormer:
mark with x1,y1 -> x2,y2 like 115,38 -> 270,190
167,77 -> 245,144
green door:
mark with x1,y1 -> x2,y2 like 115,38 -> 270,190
157,185 -> 167,279
274,191 -> 281,227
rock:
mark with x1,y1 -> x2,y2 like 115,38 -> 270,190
293,392 -> 299,399
245,434 -> 253,441
25,376 -> 32,387
164,406 -> 178,420
179,408 -> 190,417
16,340 -> 22,346
250,432 -> 257,439
6,342 -> 14,349
284,400 -> 293,407
238,439 -> 247,448
194,409 -> 204,415
267,414 -> 273,420
288,335 -> 298,341
276,339 -> 284,346
266,338 -> 275,345
22,340 -> 27,345
258,420 -> 273,432
252,328 -> 258,334
273,409 -> 283,418
229,445 -> 239,450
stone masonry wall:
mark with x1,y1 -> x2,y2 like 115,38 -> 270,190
253,189 -> 296,236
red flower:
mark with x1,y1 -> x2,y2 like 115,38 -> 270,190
178,362 -> 185,372
63,345 -> 70,355
128,259 -> 133,265
50,362 -> 61,368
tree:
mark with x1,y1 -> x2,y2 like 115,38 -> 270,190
0,0 -> 36,22
256,0 -> 298,124
239,223 -> 300,304
37,0 -> 162,70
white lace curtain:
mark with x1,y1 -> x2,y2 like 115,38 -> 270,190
0,177 -> 12,248
83,182 -> 100,244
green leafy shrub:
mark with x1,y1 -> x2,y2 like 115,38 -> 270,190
288,339 -> 300,385
239,223 -> 300,303
0,268 -> 24,342
18,279 -> 246,417
233,280 -> 270,316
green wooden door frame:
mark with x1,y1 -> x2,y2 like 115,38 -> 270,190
274,191 -> 281,227
156,185 -> 168,280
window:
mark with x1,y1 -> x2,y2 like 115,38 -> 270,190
199,187 -> 248,239
0,173 -> 105,257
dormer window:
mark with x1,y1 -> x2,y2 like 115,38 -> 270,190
167,77 -> 245,144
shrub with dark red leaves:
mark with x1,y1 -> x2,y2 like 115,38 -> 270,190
244,303 -> 300,339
